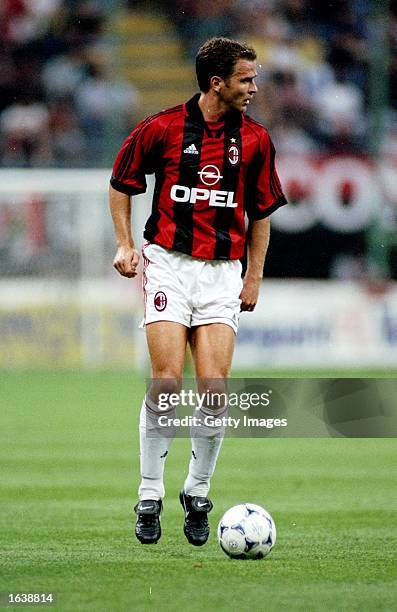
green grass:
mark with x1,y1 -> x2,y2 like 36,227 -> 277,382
1,371 -> 396,611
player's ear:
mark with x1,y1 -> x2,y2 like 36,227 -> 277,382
210,75 -> 223,92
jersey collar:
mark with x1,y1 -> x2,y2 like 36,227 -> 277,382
185,93 -> 243,129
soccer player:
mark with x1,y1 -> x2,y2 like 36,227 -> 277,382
109,37 -> 287,546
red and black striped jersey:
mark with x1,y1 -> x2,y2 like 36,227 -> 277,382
111,94 -> 287,260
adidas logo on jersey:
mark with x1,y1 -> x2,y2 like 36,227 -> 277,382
183,143 -> 199,155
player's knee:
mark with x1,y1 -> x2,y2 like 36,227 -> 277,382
149,374 -> 182,399
198,378 -> 228,412
198,377 -> 228,395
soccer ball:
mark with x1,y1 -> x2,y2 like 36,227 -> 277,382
217,503 -> 276,559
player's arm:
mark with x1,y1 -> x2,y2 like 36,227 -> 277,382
240,217 -> 270,312
109,184 -> 139,278
241,131 -> 287,311
109,114 -> 162,278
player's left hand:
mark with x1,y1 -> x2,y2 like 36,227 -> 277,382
239,276 -> 261,311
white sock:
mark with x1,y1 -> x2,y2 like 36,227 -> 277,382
183,406 -> 226,497
138,396 -> 176,501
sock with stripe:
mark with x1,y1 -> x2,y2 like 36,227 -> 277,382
138,395 -> 176,501
183,405 -> 226,497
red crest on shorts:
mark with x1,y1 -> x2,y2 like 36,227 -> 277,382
154,291 -> 167,311
228,144 -> 240,166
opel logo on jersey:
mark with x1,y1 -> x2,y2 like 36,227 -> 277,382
170,185 -> 238,208
154,291 -> 167,312
198,164 -> 223,186
228,144 -> 240,166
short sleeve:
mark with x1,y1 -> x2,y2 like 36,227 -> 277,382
110,116 -> 161,196
245,133 -> 287,220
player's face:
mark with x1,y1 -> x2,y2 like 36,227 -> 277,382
219,59 -> 258,112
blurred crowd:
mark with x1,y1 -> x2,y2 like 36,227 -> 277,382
0,0 -> 138,167
169,0 -> 397,156
1,0 -> 396,167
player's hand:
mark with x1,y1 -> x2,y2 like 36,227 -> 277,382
239,276 -> 261,312
113,245 -> 140,278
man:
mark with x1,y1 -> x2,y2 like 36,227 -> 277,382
109,37 -> 287,546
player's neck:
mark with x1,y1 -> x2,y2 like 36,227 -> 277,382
198,92 -> 229,123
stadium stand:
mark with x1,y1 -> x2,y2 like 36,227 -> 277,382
113,9 -> 195,115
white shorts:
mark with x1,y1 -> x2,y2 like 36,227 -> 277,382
141,243 -> 243,334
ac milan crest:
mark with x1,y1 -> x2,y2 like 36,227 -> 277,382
228,144 -> 240,166
154,291 -> 167,312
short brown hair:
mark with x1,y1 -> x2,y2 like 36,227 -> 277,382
196,37 -> 257,93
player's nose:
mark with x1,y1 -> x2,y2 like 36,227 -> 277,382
249,80 -> 258,94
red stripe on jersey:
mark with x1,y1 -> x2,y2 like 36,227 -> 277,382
112,105 -> 183,185
191,129 -> 224,259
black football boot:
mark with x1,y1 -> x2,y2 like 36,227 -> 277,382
179,490 -> 213,546
134,499 -> 162,544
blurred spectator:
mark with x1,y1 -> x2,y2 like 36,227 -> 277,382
48,100 -> 87,167
171,0 -> 236,54
271,113 -> 317,155
42,47 -> 88,99
74,60 -> 139,163
380,114 -> 397,157
0,93 -> 51,166
0,43 -> 17,114
186,0 -> 237,57
312,71 -> 366,152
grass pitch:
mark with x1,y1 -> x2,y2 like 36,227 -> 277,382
1,371 -> 396,611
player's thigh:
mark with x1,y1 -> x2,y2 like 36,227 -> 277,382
190,323 -> 235,380
146,321 -> 189,379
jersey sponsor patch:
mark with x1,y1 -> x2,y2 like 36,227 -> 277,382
154,291 -> 167,311
228,144 -> 240,166
170,185 -> 237,208
198,164 -> 223,186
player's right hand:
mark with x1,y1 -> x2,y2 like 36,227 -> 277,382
113,245 -> 140,278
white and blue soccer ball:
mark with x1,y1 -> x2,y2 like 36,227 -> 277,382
217,503 -> 276,560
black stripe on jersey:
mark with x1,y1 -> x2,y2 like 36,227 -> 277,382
269,141 -> 282,200
244,152 -> 261,219
172,116 -> 205,254
213,121 -> 242,260
250,194 -> 288,220
143,168 -> 165,242
116,115 -> 152,182
116,106 -> 183,182
110,177 -> 146,196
